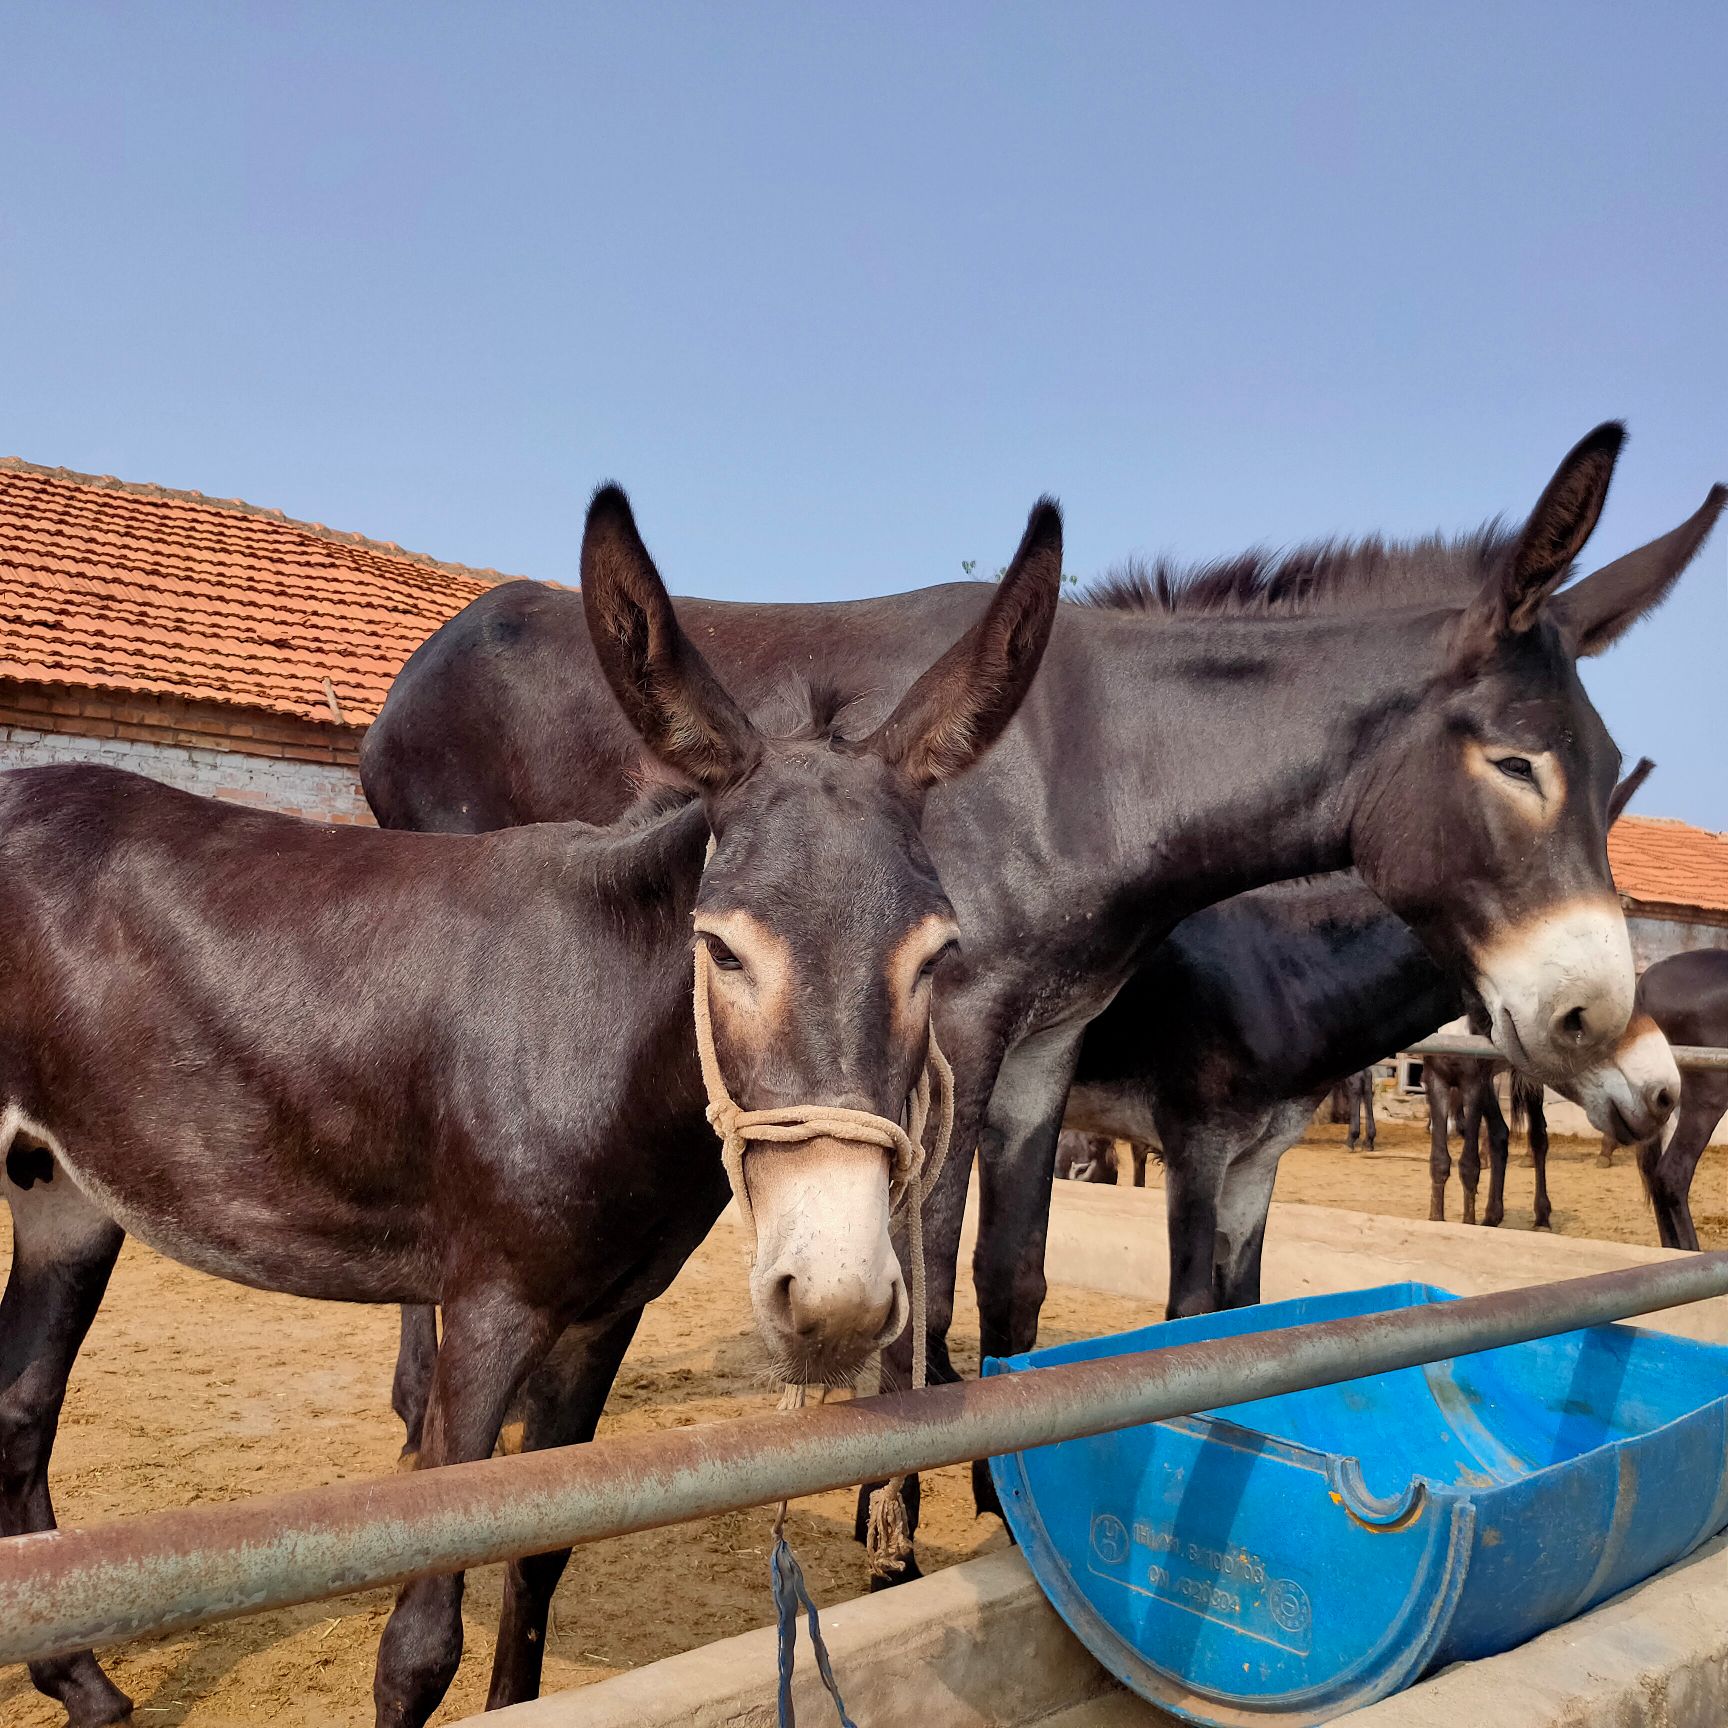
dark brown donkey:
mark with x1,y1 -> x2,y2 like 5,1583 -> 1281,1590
0,488 -> 1062,1727
367,427 -> 1723,1591
1625,949 -> 1728,1249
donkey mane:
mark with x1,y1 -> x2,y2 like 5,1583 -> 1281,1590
762,676 -> 878,744
1081,522 -> 1522,619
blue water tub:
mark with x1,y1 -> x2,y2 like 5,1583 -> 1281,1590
986,1283 -> 1728,1725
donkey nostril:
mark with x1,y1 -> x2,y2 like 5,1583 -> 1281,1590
1559,1005 -> 1588,1042
1652,1087 -> 1675,1115
770,1272 -> 799,1323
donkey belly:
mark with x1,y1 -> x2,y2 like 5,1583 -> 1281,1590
1064,1079 -> 1163,1152
2,1105 -> 441,1303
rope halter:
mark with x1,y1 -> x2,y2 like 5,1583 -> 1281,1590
690,932 -> 955,1576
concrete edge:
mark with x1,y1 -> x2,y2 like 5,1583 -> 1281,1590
470,1547 -> 1117,1728
1346,1529 -> 1728,1727
475,1532 -> 1728,1728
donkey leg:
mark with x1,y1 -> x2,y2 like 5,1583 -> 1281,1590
1212,1103 -> 1308,1310
1162,1126 -> 1227,1321
391,1304 -> 438,1466
372,1288 -> 559,1728
1479,1090 -> 1511,1228
1527,1095 -> 1552,1230
962,1025 -> 1084,1529
1,1154 -> 131,1727
1597,1130 -> 1617,1168
485,1308 -> 643,1709
1362,1081 -> 1376,1151
1457,1087 -> 1490,1227
1424,1071 -> 1452,1221
1646,1101 -> 1720,1252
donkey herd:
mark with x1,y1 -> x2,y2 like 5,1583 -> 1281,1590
1,424 -> 1725,1727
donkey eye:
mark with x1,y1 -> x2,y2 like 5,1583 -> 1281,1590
704,936 -> 744,972
918,941 -> 959,984
1495,756 -> 1537,784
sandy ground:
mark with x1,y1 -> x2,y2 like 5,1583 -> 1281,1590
4,1119 -> 1725,1727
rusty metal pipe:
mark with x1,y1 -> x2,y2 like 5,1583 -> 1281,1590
5,1252 -> 1728,1666
1404,1034 -> 1728,1071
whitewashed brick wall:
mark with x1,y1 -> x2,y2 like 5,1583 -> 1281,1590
0,725 -> 374,825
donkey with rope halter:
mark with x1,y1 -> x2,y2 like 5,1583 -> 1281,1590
370,429 -> 1723,1604
0,487 -> 1061,1728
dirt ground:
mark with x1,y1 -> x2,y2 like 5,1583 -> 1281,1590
4,1119 -> 1725,1727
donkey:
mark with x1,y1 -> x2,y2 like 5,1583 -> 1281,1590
364,427 -> 1724,1585
1054,1129 -> 1119,1183
1333,1069 -> 1378,1151
0,487 -> 1061,1727
1422,1022 -> 1551,1228
1626,949 -> 1728,1250
1061,757 -> 1671,1320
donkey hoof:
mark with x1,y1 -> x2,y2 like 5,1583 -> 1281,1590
1596,1153 -> 1615,1168
52,1664 -> 133,1728
395,1445 -> 420,1473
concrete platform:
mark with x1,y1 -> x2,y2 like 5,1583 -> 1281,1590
475,1536 -> 1728,1728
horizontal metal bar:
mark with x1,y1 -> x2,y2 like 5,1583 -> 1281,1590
1404,1034 -> 1728,1072
5,1252 -> 1728,1666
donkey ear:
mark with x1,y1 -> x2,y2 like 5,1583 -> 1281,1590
1551,484 -> 1726,658
1607,757 -> 1654,827
580,485 -> 761,791
1453,423 -> 1624,668
863,497 -> 1064,790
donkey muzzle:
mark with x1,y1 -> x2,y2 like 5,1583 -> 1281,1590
746,1138 -> 905,1381
1474,898 -> 1636,1085
1558,1013 -> 1682,1145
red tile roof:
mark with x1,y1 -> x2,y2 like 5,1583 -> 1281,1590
1611,815 -> 1728,918
0,459 -> 511,725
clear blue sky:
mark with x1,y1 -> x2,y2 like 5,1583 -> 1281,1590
3,5 -> 1722,823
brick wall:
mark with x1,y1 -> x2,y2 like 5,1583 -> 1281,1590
0,680 -> 373,825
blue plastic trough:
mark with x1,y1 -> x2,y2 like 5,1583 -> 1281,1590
986,1282 -> 1728,1725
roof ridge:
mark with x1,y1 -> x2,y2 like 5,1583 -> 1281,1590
1617,812 -> 1728,839
0,455 -> 524,588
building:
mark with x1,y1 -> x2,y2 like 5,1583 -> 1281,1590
0,459 -> 504,824
1610,817 -> 1728,967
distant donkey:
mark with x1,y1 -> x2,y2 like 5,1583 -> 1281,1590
1331,1068 -> 1378,1151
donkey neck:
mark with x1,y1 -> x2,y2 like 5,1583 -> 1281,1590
997,602 -> 1450,952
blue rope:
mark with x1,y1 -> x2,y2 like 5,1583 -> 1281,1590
772,1533 -> 860,1728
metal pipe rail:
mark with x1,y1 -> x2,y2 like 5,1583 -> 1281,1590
1405,1033 -> 1728,1071
6,1251 -> 1728,1667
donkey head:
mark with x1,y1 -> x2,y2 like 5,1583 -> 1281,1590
1521,758 -> 1681,1144
582,487 -> 1062,1382
1355,425 -> 1724,1087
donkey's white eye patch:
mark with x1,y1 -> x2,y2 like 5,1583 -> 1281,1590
692,910 -> 793,992
888,915 -> 962,1003
1463,740 -> 1563,826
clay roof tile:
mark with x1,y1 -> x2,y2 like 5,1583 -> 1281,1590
0,459 -> 522,725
